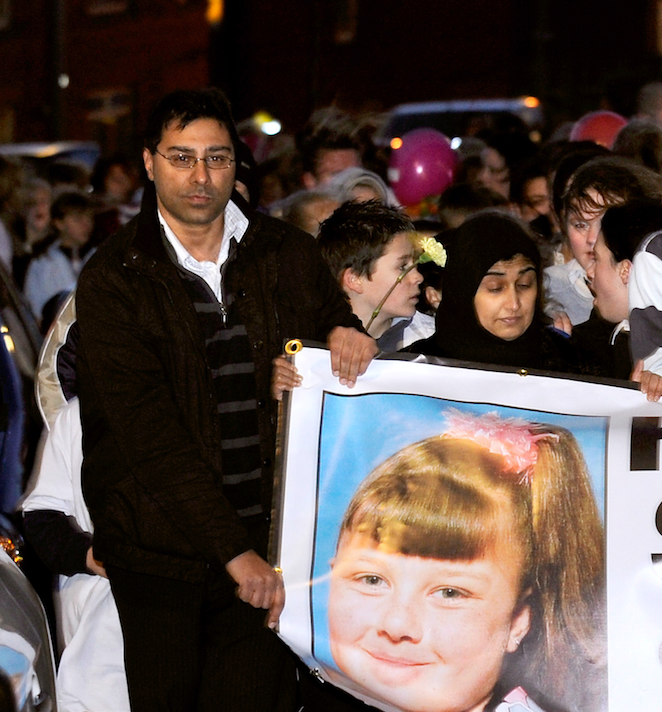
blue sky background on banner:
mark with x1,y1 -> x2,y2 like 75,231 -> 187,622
310,391 -> 607,671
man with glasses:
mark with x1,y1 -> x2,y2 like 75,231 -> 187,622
75,88 -> 375,712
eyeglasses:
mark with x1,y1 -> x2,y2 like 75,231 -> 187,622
155,149 -> 235,170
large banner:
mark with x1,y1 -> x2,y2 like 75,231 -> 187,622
273,345 -> 662,712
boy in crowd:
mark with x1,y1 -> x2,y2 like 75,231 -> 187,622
24,191 -> 94,326
317,200 -> 434,350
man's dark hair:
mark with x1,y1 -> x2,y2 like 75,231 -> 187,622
561,156 -> 662,223
51,191 -> 92,221
143,87 -> 240,155
297,107 -> 361,176
600,199 -> 662,263
317,200 -> 414,283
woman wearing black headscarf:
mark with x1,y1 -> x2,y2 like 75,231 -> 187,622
409,211 -> 581,373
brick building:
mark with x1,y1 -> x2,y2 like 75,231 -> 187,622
0,0 -> 209,154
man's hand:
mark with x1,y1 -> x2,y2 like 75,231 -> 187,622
271,355 -> 302,401
86,547 -> 108,578
225,550 -> 284,629
327,326 -> 378,388
631,359 -> 662,402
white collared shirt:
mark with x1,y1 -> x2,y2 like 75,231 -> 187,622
157,200 -> 249,301
566,258 -> 593,300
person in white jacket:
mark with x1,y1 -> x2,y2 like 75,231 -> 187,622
21,398 -> 129,712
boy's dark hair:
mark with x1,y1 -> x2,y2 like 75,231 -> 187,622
561,156 -> 662,223
317,200 -> 414,283
600,199 -> 662,263
143,87 -> 240,155
51,191 -> 92,222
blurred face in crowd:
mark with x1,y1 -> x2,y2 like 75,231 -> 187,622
26,185 -> 52,241
473,254 -> 537,341
105,163 -> 136,203
586,233 -> 630,324
299,196 -> 341,237
55,209 -> 94,248
478,148 -> 510,199
306,148 -> 362,188
520,176 -> 551,222
565,189 -> 608,272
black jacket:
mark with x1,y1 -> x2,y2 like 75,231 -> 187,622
76,188 -> 358,582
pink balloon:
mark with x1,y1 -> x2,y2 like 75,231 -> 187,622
388,128 -> 457,206
569,111 -> 628,149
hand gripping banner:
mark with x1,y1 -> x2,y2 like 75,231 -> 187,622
271,345 -> 662,712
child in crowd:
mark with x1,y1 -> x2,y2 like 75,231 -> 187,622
545,156 -> 662,326
326,410 -> 605,712
24,192 -> 94,326
317,200 -> 434,350
277,188 -> 341,237
12,176 -> 52,289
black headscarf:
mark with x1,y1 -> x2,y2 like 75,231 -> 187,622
433,211 -> 550,368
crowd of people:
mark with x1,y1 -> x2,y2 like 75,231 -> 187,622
5,80 -> 662,712
0,151 -> 140,333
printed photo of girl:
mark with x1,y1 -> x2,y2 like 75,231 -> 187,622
313,408 -> 605,712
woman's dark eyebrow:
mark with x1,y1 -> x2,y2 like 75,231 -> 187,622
484,265 -> 536,277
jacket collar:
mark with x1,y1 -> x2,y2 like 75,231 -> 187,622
125,184 -> 259,273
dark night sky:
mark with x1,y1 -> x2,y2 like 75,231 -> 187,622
212,0 -> 658,133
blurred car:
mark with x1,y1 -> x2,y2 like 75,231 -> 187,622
0,548 -> 56,712
374,97 -> 545,146
0,141 -> 101,194
0,143 -> 100,172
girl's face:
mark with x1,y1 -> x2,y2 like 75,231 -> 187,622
328,531 -> 531,712
565,189 -> 608,271
473,254 -> 537,341
520,176 -> 551,222
478,147 -> 510,198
